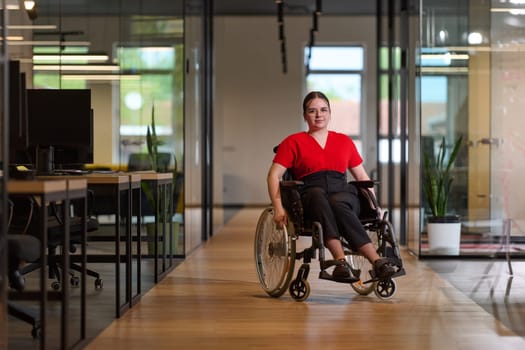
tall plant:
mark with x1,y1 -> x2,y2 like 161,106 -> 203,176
146,105 -> 162,172
422,136 -> 463,218
143,104 -> 177,219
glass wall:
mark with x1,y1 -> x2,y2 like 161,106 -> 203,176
3,0 -> 211,346
418,0 -> 525,256
1,3 -> 7,347
29,1 -> 187,258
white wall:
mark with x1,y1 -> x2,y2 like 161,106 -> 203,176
214,15 -> 377,206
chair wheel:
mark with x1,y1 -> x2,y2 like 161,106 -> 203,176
94,278 -> 103,290
289,279 -> 310,302
374,278 -> 396,300
51,281 -> 61,291
70,276 -> 80,288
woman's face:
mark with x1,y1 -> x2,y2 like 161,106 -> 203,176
303,97 -> 331,131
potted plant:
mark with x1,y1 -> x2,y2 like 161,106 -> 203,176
422,135 -> 463,255
142,105 -> 179,256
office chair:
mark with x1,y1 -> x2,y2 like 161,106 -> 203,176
6,197 -> 42,338
7,234 -> 42,338
11,193 -> 103,291
127,152 -> 172,173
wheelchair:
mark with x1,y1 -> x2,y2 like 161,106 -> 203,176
254,179 -> 405,302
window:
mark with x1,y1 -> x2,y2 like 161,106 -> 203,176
117,45 -> 184,169
305,46 -> 364,153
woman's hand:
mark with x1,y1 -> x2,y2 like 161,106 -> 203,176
267,162 -> 289,229
273,205 -> 288,229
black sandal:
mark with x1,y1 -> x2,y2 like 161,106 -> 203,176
373,257 -> 396,280
332,259 -> 359,283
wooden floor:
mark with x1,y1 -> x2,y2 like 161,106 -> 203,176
85,208 -> 525,350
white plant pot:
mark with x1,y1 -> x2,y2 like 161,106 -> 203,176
427,220 -> 461,255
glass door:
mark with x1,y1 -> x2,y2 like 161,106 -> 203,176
0,4 -> 7,346
419,0 -> 525,256
485,2 -> 525,245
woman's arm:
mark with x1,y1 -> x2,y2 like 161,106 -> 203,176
267,162 -> 288,227
349,163 -> 371,182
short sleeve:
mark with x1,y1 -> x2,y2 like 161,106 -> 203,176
273,136 -> 295,169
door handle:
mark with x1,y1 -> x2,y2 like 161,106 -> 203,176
478,137 -> 502,147
468,138 -> 503,147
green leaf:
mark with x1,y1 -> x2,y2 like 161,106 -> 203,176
422,136 -> 463,217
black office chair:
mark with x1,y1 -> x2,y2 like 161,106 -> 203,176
6,197 -> 42,338
11,193 -> 103,291
127,152 -> 172,173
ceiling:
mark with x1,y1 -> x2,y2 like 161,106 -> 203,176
33,0 -> 466,18
33,0 -> 383,17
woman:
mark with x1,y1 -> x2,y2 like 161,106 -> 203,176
267,91 -> 395,281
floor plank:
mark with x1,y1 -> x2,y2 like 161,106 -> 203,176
85,208 -> 525,350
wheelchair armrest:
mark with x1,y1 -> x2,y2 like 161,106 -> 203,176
280,180 -> 304,188
349,180 -> 377,189
351,181 -> 382,219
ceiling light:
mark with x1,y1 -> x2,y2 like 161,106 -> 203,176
61,74 -> 140,81
7,40 -> 90,46
6,25 -> 57,30
468,32 -> 483,45
33,64 -> 120,72
421,53 -> 469,61
0,36 -> 24,41
33,53 -> 110,62
2,0 -> 20,10
491,8 -> 525,14
23,0 -> 37,20
23,0 -> 35,10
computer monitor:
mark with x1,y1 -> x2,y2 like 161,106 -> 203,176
26,89 -> 94,174
8,60 -> 30,165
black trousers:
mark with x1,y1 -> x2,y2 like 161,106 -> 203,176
300,171 -> 371,251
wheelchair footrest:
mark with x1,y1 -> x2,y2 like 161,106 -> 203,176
319,270 -> 359,284
392,267 -> 406,278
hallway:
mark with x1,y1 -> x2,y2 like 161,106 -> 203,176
85,208 -> 525,350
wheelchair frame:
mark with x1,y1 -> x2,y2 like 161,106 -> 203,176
254,180 -> 405,302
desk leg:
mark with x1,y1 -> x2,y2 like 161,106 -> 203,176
125,188 -> 132,309
60,199 -> 70,349
39,199 -> 48,350
114,190 -> 121,318
80,196 -> 87,340
132,186 -> 142,304
116,187 -> 132,318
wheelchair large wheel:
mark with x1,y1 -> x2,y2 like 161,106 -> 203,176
347,225 -> 379,296
254,207 -> 296,298
347,253 -> 375,295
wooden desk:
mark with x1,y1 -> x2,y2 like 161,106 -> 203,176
40,173 -> 135,317
8,178 -> 88,350
83,173 -> 133,318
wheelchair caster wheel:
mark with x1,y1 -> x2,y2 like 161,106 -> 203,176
94,278 -> 103,290
51,281 -> 61,291
70,276 -> 80,288
374,278 -> 396,300
289,279 -> 310,302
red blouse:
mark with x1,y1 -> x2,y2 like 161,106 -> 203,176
273,131 -> 363,180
